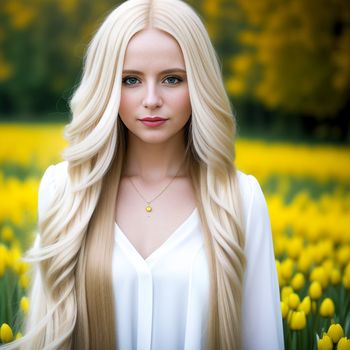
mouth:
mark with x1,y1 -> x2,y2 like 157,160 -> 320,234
138,116 -> 168,127
139,116 -> 168,122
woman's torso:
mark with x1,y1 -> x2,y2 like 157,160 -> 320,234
113,175 -> 210,350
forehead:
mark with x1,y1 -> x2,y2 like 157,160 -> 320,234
123,28 -> 186,70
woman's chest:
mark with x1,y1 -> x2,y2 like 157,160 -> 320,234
115,176 -> 197,260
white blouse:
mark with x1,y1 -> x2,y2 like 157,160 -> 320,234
37,161 -> 284,350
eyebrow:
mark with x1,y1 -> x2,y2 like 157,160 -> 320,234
122,68 -> 186,75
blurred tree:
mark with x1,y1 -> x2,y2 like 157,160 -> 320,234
227,0 -> 350,130
0,0 -> 123,120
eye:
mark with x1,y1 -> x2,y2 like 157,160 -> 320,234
163,76 -> 183,85
122,76 -> 140,86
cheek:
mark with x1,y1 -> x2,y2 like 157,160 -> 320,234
168,89 -> 191,115
180,92 -> 192,117
119,90 -> 137,116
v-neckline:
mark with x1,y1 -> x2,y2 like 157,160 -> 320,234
114,207 -> 198,264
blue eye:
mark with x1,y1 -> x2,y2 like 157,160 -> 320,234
122,76 -> 140,85
122,75 -> 183,86
164,76 -> 182,85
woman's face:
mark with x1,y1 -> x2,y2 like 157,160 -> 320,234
119,28 -> 191,145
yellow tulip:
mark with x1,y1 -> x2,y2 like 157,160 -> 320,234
274,239 -> 285,257
18,261 -> 30,275
298,296 -> 311,315
327,323 -> 344,343
0,244 -> 8,277
7,246 -> 21,267
291,272 -> 305,290
19,274 -> 29,289
287,293 -> 300,310
280,301 -> 289,319
276,260 -> 286,286
320,298 -> 335,318
280,258 -> 294,281
331,269 -> 341,285
1,226 -> 14,241
12,259 -> 22,275
337,337 -> 350,350
0,323 -> 14,343
311,266 -> 329,288
309,281 -> 322,300
286,237 -> 304,259
337,246 -> 350,266
15,332 -> 22,339
298,252 -> 313,273
281,286 -> 294,302
20,296 -> 29,314
0,257 -> 6,278
289,310 -> 306,330
318,333 -> 333,350
318,240 -> 333,261
322,259 -> 334,275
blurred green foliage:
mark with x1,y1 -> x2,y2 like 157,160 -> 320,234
0,0 -> 123,116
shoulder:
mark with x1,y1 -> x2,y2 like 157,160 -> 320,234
236,169 -> 261,200
236,169 -> 267,219
38,161 -> 68,195
235,169 -> 271,246
38,161 -> 68,221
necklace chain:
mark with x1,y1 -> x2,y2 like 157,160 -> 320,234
128,157 -> 186,213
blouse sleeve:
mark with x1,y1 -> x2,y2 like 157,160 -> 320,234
33,165 -> 56,248
241,175 -> 284,350
38,165 -> 57,222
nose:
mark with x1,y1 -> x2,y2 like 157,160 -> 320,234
142,83 -> 163,109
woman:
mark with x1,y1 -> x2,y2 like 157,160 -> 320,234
2,0 -> 284,349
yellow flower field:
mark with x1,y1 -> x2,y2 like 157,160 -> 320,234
0,124 -> 349,349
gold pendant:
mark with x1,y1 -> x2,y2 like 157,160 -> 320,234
146,204 -> 152,212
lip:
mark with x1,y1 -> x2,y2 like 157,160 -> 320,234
138,115 -> 168,127
139,119 -> 168,127
139,115 -> 168,121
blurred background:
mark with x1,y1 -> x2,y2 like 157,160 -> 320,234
0,0 -> 349,348
1,0 -> 349,141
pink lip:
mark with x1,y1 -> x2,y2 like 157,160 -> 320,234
139,115 -> 168,121
139,119 -> 167,127
138,115 -> 168,127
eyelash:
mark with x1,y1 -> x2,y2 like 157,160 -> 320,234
122,75 -> 183,86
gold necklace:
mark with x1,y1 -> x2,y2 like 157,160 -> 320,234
128,158 -> 186,213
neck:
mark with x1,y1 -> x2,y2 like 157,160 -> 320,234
123,134 -> 188,182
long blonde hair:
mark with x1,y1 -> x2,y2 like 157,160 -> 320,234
2,0 -> 245,349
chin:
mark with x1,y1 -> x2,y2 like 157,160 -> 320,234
130,128 -> 184,145
135,133 -> 171,145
